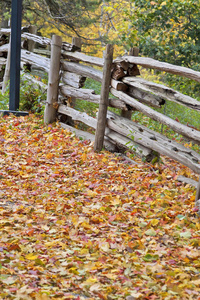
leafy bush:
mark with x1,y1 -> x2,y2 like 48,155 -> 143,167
0,75 -> 46,115
0,83 -> 9,110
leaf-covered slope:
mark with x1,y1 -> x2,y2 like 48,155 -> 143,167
0,115 -> 199,299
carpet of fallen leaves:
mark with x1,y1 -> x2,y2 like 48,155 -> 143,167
0,115 -> 200,300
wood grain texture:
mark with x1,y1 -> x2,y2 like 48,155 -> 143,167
94,44 -> 113,151
111,88 -> 200,145
115,56 -> 200,82
123,76 -> 200,111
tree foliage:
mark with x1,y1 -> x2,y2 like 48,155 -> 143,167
0,0 -> 103,38
129,0 -> 200,68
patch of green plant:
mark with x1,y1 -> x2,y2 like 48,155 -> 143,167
141,69 -> 200,130
108,106 -> 121,115
75,78 -> 100,117
159,101 -> 200,130
76,77 -> 121,117
19,79 -> 46,115
84,77 -> 101,94
165,71 -> 200,101
0,75 -> 46,115
0,88 -> 9,110
75,98 -> 98,118
130,108 -> 200,154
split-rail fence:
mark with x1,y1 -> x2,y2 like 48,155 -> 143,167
1,30 -> 200,209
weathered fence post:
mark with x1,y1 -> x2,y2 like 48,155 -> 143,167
44,35 -> 62,124
2,37 -> 11,94
27,25 -> 37,52
94,44 -> 113,152
72,37 -> 82,51
70,37 -> 82,109
121,46 -> 139,120
195,176 -> 200,205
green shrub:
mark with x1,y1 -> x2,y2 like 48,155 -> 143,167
0,88 -> 9,110
0,75 -> 46,115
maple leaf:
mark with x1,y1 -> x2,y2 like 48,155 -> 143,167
0,114 -> 199,299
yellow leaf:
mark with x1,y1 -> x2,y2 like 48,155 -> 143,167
106,286 -> 114,293
44,241 -> 56,247
68,267 -> 78,275
80,248 -> 89,255
81,152 -> 87,161
176,272 -> 189,280
70,215 -> 79,226
81,222 -> 91,229
151,219 -> 159,226
35,293 -> 51,300
25,253 -> 38,260
83,277 -> 98,285
196,222 -> 200,230
104,273 -> 117,280
87,190 -> 97,197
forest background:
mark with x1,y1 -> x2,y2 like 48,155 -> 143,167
0,0 -> 200,129
1,0 -> 199,68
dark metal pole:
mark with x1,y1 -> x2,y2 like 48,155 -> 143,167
9,0 -> 22,111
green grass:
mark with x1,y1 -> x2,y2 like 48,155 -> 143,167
140,69 -> 200,130
75,78 -> 100,118
81,77 -> 200,130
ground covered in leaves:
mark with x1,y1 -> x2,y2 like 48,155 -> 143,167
0,115 -> 200,300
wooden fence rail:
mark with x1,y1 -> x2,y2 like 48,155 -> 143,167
48,35 -> 200,208
1,30 -> 200,208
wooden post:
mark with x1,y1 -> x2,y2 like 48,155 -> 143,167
195,177 -> 200,204
44,35 -> 62,124
129,46 -> 139,56
121,110 -> 133,119
72,37 -> 82,49
195,177 -> 200,217
70,37 -> 82,109
94,44 -> 113,152
27,25 -> 37,52
120,46 -> 140,120
2,38 -> 11,94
